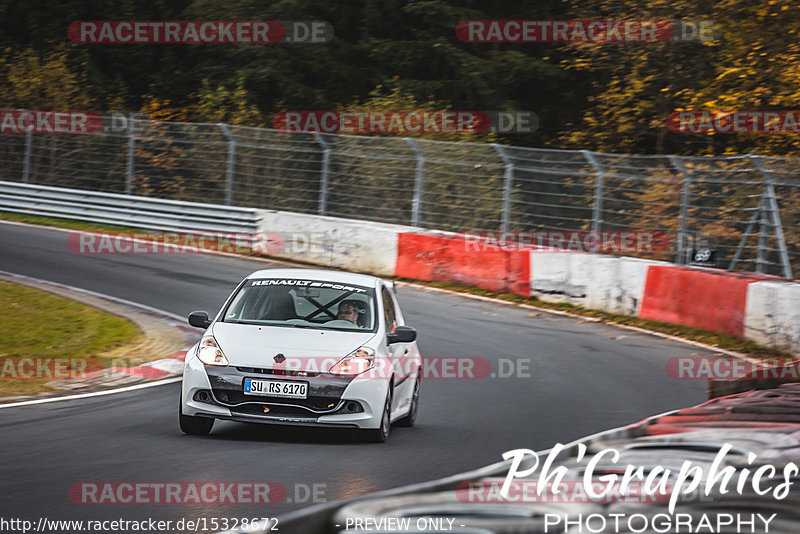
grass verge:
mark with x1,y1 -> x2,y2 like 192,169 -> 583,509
0,210 -> 147,234
0,280 -> 141,396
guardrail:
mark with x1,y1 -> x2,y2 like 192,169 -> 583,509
0,181 -> 261,234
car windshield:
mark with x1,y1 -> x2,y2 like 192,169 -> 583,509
222,278 -> 377,332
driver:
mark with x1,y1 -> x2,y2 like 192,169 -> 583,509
337,301 -> 359,325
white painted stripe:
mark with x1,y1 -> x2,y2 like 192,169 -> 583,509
745,280 -> 800,355
256,210 -> 403,276
145,359 -> 185,373
0,377 -> 181,409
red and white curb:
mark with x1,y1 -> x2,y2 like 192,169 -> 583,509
60,349 -> 190,386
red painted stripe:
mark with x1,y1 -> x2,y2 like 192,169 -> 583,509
170,350 -> 188,361
395,233 -> 530,295
655,413 -> 800,422
639,266 -> 778,338
644,422 -> 800,435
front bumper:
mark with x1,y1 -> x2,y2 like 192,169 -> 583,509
180,349 -> 387,429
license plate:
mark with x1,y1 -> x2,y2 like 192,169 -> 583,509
244,378 -> 308,399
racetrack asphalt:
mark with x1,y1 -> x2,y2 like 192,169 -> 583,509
0,221 -> 709,526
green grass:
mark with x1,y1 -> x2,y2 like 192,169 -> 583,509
2,209 -> 793,361
0,211 -> 148,234
0,281 -> 141,396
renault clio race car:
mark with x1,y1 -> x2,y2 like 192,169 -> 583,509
179,269 -> 421,442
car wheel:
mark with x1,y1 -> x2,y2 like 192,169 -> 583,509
363,388 -> 391,443
396,378 -> 420,427
179,397 -> 214,435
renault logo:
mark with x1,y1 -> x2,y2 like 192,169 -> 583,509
273,353 -> 286,363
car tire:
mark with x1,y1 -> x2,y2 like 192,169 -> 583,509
362,388 -> 391,443
179,397 -> 214,435
396,378 -> 420,427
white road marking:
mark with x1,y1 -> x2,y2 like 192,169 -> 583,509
146,359 -> 186,373
0,377 -> 181,409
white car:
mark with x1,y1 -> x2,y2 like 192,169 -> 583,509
179,268 -> 421,442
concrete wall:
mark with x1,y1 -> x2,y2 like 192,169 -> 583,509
256,210 -> 407,277
745,281 -> 800,354
529,253 -> 666,316
9,180 -> 796,355
250,211 -> 800,355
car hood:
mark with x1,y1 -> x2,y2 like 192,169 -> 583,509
211,322 -> 376,368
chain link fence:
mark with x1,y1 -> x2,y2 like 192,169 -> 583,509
0,114 -> 798,278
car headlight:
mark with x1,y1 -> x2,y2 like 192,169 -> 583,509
328,347 -> 375,376
196,336 -> 229,366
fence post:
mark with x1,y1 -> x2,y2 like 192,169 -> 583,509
581,150 -> 605,234
403,138 -> 425,227
218,123 -> 236,205
669,155 -> 692,265
729,196 -> 763,273
749,155 -> 793,279
493,144 -> 514,232
313,133 -> 331,216
124,119 -> 136,194
21,132 -> 32,184
756,196 -> 769,274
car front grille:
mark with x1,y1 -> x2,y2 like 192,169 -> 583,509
236,366 -> 322,378
204,364 -> 354,415
228,403 -> 333,418
212,389 -> 341,412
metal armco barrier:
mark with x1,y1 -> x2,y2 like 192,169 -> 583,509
0,181 -> 261,234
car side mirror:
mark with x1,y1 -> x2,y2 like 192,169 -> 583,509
387,325 -> 417,344
188,311 -> 212,329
